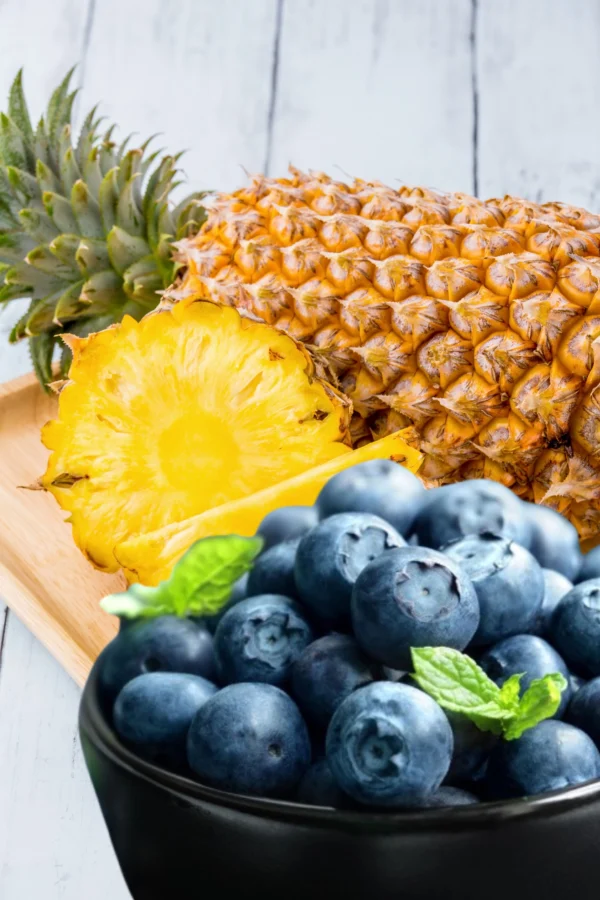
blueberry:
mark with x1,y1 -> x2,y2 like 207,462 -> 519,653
550,579 -> 600,676
412,480 -> 531,550
571,674 -> 588,694
351,546 -> 479,669
532,569 -> 573,638
527,504 -> 582,580
203,573 -> 249,634
291,634 -> 382,729
486,720 -> 600,799
326,682 -> 453,807
113,672 -> 217,768
246,539 -> 300,600
214,595 -> 313,686
382,667 -> 407,683
296,759 -> 350,808
443,534 -> 544,647
187,683 -> 311,798
417,786 -> 479,808
316,460 -> 426,536
99,616 -> 217,701
445,711 -> 498,784
566,678 -> 600,747
479,634 -> 572,718
295,512 -> 405,622
576,546 -> 600,584
257,505 -> 319,551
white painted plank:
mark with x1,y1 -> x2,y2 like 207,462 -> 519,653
0,2 -> 130,896
80,0 -> 279,194
0,306 -> 31,384
0,614 -> 129,899
270,0 -> 475,192
477,0 -> 600,207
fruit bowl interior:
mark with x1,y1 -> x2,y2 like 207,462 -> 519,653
80,656 -> 600,900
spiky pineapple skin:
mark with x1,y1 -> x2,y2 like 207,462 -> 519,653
173,168 -> 600,538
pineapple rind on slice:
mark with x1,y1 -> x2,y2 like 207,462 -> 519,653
115,429 -> 423,585
41,296 -> 352,572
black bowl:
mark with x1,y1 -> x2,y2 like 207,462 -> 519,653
80,658 -> 600,900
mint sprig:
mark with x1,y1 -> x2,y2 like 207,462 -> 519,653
101,534 -> 263,620
411,647 -> 568,741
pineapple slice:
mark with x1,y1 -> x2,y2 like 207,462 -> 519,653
115,430 -> 422,585
41,298 -> 352,572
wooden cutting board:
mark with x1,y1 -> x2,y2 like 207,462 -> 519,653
0,371 -> 124,687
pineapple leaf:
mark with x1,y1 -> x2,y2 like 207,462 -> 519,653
49,233 -> 81,268
60,143 -> 82,195
107,225 -> 150,275
54,280 -> 88,323
0,280 -> 30,304
8,70 -> 34,148
116,174 -> 144,236
6,165 -> 41,206
26,243 -> 78,279
29,332 -> 55,390
0,67 -> 207,378
80,269 -> 126,308
46,69 -> 76,140
0,112 -> 27,169
97,167 -> 119,233
74,237 -> 110,275
19,207 -> 60,243
71,180 -> 103,238
43,190 -> 78,233
36,159 -> 60,194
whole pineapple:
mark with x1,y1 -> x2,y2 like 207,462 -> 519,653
4,72 -> 600,573
170,169 -> 600,538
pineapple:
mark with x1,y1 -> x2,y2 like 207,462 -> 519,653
115,430 -> 423,585
4,72 -> 600,562
41,297 -> 354,572
168,170 -> 600,538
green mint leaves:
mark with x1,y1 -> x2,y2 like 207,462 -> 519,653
411,647 -> 568,741
101,534 -> 263,620
502,673 -> 568,740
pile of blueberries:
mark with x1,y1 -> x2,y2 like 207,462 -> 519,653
97,461 -> 600,810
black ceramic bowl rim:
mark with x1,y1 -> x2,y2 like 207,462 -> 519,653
80,662 -> 600,834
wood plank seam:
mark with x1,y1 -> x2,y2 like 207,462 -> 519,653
78,0 -> 99,89
0,607 -> 10,681
264,0 -> 284,175
470,0 -> 479,196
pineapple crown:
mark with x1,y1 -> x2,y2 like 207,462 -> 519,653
0,69 -> 207,388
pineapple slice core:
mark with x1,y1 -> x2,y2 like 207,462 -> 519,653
42,299 -> 351,572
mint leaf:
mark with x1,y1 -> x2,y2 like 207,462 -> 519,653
411,647 -> 569,742
499,673 -> 524,709
101,534 -> 263,620
168,535 -> 263,616
101,583 -> 171,618
411,647 -> 510,718
504,673 -> 568,741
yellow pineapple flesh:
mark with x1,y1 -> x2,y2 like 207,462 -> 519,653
42,298 -> 353,572
115,429 -> 422,584
174,169 -> 600,537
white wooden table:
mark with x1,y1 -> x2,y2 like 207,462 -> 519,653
1,0 -> 599,896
